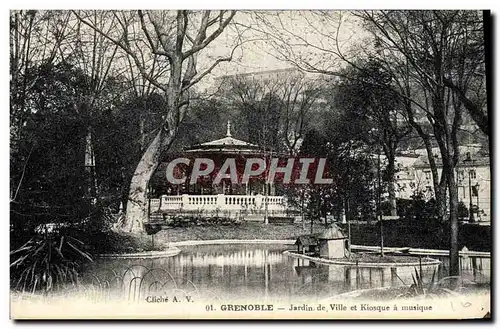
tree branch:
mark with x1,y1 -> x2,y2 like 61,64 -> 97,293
444,76 -> 489,136
73,10 -> 168,92
182,10 -> 236,59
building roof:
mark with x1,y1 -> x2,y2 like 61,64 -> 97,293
413,149 -> 490,169
317,224 -> 346,240
185,121 -> 262,154
476,145 -> 490,158
295,234 -> 318,246
198,136 -> 258,148
214,67 -> 303,80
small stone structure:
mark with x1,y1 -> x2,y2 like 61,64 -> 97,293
295,234 -> 318,254
317,224 -> 348,259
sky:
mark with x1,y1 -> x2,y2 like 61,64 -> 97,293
196,11 -> 365,90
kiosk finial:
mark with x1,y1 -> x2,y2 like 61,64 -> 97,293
226,120 -> 232,137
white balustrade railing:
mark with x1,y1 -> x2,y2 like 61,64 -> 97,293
149,198 -> 161,212
149,194 -> 288,214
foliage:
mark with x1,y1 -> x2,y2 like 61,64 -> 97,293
248,10 -> 487,277
9,11 -> 490,290
10,62 -> 102,256
11,62 -> 89,207
458,201 -> 469,219
398,266 -> 472,299
293,128 -> 376,223
169,215 -> 241,227
332,61 -> 411,216
10,233 -> 93,293
405,266 -> 436,297
93,91 -> 167,207
344,221 -> 490,251
390,193 -> 442,222
9,59 -> 149,289
174,98 -> 235,150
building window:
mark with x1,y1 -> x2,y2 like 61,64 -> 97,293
470,170 -> 477,179
458,170 -> 465,181
472,185 -> 479,197
459,186 -> 466,198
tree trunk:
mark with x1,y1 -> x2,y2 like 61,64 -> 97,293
446,160 -> 460,277
122,129 -> 172,232
431,84 -> 460,277
434,181 -> 448,220
387,185 -> 397,216
423,137 -> 447,221
406,100 -> 448,221
139,113 -> 146,151
386,147 -> 398,217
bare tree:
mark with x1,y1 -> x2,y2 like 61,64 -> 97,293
280,74 -> 323,155
246,10 -> 486,276
59,11 -> 123,202
74,10 -> 239,232
222,72 -> 284,150
222,70 -> 322,153
358,10 -> 484,277
443,11 -> 488,137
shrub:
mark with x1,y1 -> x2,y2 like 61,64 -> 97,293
10,232 -> 93,293
169,215 -> 238,227
458,201 -> 469,219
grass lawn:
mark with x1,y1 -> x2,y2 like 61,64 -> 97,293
158,221 -> 323,241
94,220 -> 491,254
97,221 -> 326,254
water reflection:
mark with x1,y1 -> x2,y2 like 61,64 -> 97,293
87,244 -> 490,303
436,255 -> 490,283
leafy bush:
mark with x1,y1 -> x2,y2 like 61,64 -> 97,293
169,215 -> 239,227
392,195 -> 442,223
10,233 -> 93,293
458,201 -> 469,219
398,266 -> 474,299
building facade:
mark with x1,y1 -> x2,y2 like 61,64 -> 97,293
394,145 -> 491,223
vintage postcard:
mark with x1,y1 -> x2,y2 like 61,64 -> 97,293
10,9 -> 491,320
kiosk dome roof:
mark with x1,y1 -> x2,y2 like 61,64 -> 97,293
185,121 -> 261,154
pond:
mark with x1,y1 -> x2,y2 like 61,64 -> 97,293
85,244 -> 490,304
